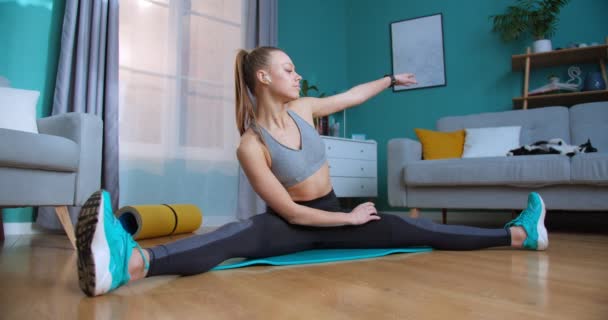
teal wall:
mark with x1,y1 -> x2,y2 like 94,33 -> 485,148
0,0 -> 64,223
279,0 -> 608,211
278,0 -> 350,98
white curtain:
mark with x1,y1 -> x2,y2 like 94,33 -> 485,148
118,0 -> 245,225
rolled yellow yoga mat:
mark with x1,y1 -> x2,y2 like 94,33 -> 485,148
116,204 -> 203,240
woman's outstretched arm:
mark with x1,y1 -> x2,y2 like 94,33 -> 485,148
293,73 -> 417,118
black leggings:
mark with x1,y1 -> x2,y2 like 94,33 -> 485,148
147,190 -> 511,277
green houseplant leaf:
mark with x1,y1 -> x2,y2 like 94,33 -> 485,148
491,0 -> 569,41
299,79 -> 325,98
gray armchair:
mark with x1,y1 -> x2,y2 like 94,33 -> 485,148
0,112 -> 103,248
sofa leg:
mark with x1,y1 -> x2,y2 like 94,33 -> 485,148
442,208 -> 447,224
55,206 -> 76,249
512,210 -> 518,219
409,208 -> 420,218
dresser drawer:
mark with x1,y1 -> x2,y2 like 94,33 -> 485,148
328,158 -> 377,178
331,177 -> 378,197
323,138 -> 376,160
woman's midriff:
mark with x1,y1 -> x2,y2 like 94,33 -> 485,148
286,162 -> 333,201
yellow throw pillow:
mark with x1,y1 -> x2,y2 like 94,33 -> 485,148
414,128 -> 465,160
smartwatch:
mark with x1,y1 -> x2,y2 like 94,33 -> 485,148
384,74 -> 397,88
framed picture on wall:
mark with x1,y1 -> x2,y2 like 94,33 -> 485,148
390,13 -> 446,92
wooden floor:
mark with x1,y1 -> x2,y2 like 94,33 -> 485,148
1,230 -> 607,320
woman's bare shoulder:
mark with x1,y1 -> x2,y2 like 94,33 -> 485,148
287,99 -> 315,124
238,129 -> 261,151
237,128 -> 270,163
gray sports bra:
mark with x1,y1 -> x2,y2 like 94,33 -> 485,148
258,109 -> 327,188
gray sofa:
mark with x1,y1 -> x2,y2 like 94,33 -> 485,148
388,101 -> 608,211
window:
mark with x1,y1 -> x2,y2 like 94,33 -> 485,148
118,0 -> 246,220
119,0 -> 244,161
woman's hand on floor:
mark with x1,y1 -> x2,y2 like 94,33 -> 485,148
349,202 -> 380,225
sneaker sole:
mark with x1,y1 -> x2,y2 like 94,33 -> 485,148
536,195 -> 548,251
76,191 -> 113,296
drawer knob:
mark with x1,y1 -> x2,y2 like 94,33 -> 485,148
328,146 -> 332,150
360,185 -> 364,189
360,167 -> 364,171
360,149 -> 364,153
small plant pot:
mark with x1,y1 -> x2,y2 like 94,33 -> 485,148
533,39 -> 552,53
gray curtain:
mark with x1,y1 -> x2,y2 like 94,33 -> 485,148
37,0 -> 119,229
245,0 -> 278,49
236,0 -> 278,220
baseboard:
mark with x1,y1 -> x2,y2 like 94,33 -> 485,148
2,222 -> 45,235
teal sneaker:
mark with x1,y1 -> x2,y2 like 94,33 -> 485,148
76,190 -> 149,296
505,192 -> 549,250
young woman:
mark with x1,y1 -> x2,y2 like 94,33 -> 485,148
75,46 -> 548,297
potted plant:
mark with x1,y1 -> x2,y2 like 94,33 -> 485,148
491,0 -> 570,53
299,79 -> 326,98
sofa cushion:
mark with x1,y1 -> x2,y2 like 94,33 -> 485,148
404,155 -> 571,187
0,128 -> 79,172
0,87 -> 40,134
462,126 -> 521,158
570,102 -> 608,152
571,153 -> 608,185
414,128 -> 464,160
437,106 -> 570,146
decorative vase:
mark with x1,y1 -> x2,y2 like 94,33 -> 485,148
532,39 -> 552,53
583,72 -> 606,91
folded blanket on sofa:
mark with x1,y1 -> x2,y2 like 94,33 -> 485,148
508,138 -> 598,157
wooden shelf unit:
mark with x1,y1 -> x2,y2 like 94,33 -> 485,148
513,90 -> 608,109
512,44 -> 608,70
511,37 -> 608,109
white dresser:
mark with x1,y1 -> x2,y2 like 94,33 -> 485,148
321,136 -> 378,197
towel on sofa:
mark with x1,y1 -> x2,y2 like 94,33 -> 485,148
508,138 -> 598,157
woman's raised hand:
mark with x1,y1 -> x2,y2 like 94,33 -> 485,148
349,202 -> 381,225
395,73 -> 417,86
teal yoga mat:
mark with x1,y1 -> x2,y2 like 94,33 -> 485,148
212,248 -> 432,271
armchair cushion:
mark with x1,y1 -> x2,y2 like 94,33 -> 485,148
0,128 -> 79,172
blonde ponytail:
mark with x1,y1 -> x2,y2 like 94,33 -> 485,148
233,46 -> 283,136
234,50 -> 256,136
